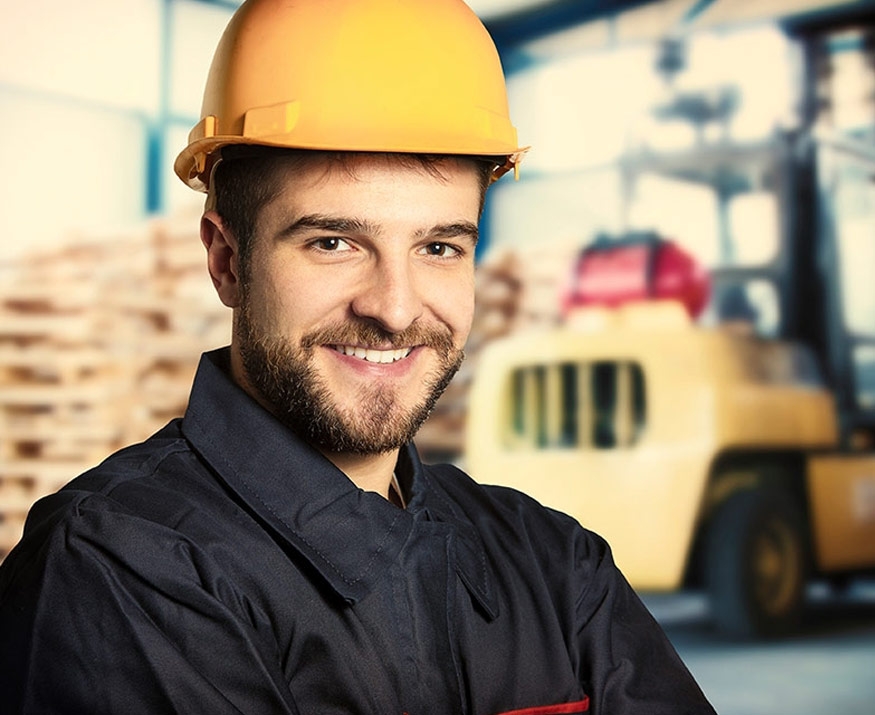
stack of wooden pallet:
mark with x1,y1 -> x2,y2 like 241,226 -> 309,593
112,217 -> 231,444
0,213 -> 230,561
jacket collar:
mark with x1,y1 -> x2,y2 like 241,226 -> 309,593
181,349 -> 497,618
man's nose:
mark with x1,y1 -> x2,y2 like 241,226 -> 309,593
350,256 -> 424,334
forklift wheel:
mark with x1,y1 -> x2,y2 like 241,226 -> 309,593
705,487 -> 807,638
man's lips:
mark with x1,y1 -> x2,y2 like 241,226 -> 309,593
328,344 -> 414,364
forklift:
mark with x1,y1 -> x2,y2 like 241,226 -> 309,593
466,13 -> 875,637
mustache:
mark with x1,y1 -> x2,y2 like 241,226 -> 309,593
300,320 -> 455,351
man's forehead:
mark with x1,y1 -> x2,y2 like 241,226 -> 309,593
262,153 -> 484,212
270,151 -> 483,185
232,149 -> 487,242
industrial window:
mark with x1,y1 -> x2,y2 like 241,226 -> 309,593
506,361 -> 646,450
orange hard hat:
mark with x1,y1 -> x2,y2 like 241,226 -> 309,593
174,0 -> 526,193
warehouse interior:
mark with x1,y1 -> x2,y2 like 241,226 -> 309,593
1,0 -> 874,711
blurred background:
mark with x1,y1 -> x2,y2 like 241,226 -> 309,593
1,1 -> 874,712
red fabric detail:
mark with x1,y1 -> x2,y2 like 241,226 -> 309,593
495,697 -> 590,715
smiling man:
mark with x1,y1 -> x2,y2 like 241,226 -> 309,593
212,153 -> 484,492
0,1 -> 716,713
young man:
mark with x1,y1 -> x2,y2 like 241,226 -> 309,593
0,1 -> 716,713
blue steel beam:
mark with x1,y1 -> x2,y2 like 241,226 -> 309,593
145,0 -> 174,215
484,0 -> 654,54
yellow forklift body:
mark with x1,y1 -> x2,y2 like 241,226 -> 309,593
808,456 -> 875,570
466,304 -> 840,590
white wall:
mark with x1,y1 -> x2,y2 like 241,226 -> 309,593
0,0 -> 235,261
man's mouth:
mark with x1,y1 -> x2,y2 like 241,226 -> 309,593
330,345 -> 413,364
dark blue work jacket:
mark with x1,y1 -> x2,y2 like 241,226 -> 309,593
0,349 -> 715,714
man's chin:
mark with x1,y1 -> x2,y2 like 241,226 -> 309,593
302,395 -> 428,455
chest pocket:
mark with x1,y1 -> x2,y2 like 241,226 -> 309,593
494,697 -> 590,715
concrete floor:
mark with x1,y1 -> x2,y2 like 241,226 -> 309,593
643,582 -> 875,715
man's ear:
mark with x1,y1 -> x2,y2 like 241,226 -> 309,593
201,210 -> 241,308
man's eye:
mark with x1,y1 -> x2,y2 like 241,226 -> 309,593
312,237 -> 352,252
422,242 -> 460,258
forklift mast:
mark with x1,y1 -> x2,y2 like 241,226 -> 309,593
636,8 -> 875,447
788,10 -> 875,442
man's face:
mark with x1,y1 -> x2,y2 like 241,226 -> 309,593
232,154 -> 481,455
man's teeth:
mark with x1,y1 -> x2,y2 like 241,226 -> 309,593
334,345 -> 412,364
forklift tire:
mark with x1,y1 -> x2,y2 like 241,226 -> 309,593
705,487 -> 807,639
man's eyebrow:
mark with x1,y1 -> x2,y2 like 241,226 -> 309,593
277,214 -> 376,238
278,215 -> 479,245
421,221 -> 480,246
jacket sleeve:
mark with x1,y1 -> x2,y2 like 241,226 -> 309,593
0,494 -> 299,715
570,527 -> 717,715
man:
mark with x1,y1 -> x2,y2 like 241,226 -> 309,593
0,1 -> 716,713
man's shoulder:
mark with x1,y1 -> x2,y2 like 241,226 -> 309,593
2,420 -> 213,572
35,419 -> 201,518
422,461 -> 608,556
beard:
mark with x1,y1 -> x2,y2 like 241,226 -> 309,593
235,301 -> 464,456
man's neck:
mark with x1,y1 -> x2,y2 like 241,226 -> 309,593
319,449 -> 400,501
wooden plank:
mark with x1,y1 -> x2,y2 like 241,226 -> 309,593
0,314 -> 97,340
0,346 -> 110,369
1,422 -> 120,442
0,382 -> 129,406
1,458 -> 93,484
